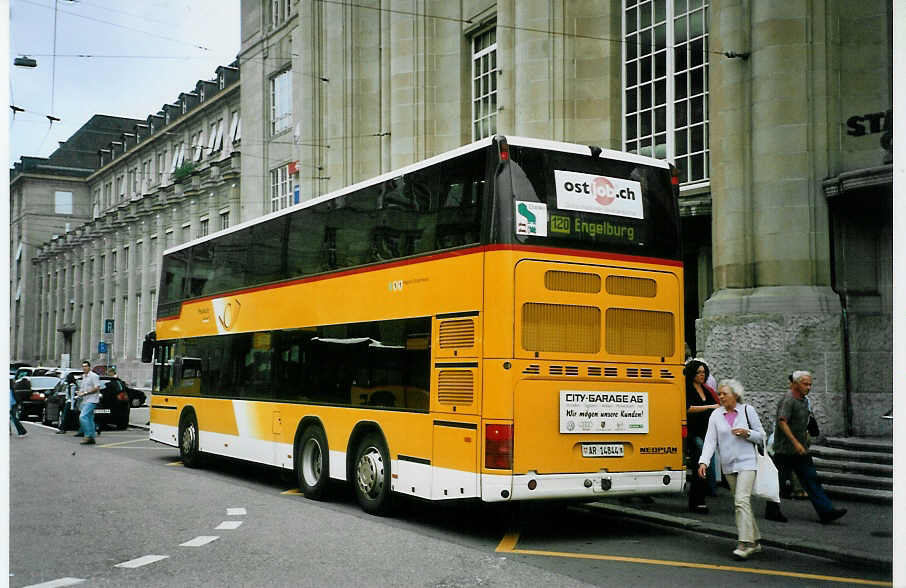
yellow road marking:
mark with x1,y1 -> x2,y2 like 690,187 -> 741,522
281,488 -> 303,495
495,531 -> 520,553
166,461 -> 184,466
496,533 -> 891,587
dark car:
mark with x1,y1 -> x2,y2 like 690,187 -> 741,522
46,375 -> 131,431
13,376 -> 61,421
125,385 -> 146,408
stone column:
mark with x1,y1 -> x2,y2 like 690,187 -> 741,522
80,243 -> 91,362
699,0 -> 844,435
125,226 -> 137,364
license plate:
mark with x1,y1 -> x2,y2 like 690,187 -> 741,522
95,409 -> 111,414
582,443 -> 624,457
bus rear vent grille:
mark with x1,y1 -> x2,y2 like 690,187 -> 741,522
660,369 -> 674,379
565,366 -> 579,376
522,303 -> 600,353
605,275 -> 657,297
627,368 -> 654,378
604,367 -> 618,377
545,270 -> 601,293
588,367 -> 602,376
437,370 -> 474,405
523,364 -> 540,374
438,319 -> 475,349
550,365 -> 563,376
605,308 -> 674,357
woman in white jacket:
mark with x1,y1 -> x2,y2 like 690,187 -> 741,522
697,378 -> 766,560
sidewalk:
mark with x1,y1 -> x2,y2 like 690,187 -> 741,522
586,487 -> 893,569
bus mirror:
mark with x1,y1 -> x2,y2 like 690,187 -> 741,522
141,340 -> 154,363
141,331 -> 157,363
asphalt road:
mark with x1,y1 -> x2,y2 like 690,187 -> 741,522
9,422 -> 892,588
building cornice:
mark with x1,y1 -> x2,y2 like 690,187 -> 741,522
822,164 -> 892,199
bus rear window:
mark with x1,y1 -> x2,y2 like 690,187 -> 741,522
505,146 -> 680,260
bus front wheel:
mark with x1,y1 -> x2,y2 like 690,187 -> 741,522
297,425 -> 329,500
353,432 -> 392,515
179,413 -> 203,468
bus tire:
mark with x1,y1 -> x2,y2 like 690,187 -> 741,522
179,412 -> 203,468
297,425 -> 329,500
352,432 -> 392,515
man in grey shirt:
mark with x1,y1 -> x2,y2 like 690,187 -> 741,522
76,361 -> 101,445
765,371 -> 846,524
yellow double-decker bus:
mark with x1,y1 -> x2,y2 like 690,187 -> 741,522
143,135 -> 686,515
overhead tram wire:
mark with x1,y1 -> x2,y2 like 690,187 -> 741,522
17,0 -> 212,52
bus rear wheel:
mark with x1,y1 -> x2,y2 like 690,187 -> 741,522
297,425 -> 329,500
179,413 -> 203,468
353,432 -> 392,515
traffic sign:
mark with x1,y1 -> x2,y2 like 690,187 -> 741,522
98,341 -> 108,354
104,319 -> 115,334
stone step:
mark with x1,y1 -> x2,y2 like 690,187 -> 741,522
821,436 -> 893,454
809,445 -> 892,465
816,470 -> 892,491
822,484 -> 892,505
812,457 -> 893,478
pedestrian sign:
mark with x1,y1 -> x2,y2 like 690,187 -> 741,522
98,341 -> 108,354
104,319 -> 115,334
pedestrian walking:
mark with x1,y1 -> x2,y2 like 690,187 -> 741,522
685,359 -> 719,512
765,370 -> 847,524
56,374 -> 78,434
75,360 -> 101,445
10,383 -> 28,437
697,379 -> 765,560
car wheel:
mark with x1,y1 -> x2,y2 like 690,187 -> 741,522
131,397 -> 141,408
179,413 -> 203,468
41,406 -> 50,426
352,432 -> 393,515
297,425 -> 330,500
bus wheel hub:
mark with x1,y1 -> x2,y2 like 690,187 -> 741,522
356,448 -> 384,497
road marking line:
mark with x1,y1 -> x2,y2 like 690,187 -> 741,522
215,521 -> 242,530
166,461 -> 184,466
227,508 -> 247,516
180,536 -> 220,547
114,555 -> 169,569
22,578 -> 85,588
495,531 -> 520,552
495,535 -> 891,587
98,439 -> 150,448
281,488 -> 302,495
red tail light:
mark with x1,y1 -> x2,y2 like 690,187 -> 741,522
498,139 -> 509,161
485,423 -> 513,469
29,392 -> 45,401
117,392 -> 128,401
670,164 -> 680,185
681,424 -> 688,438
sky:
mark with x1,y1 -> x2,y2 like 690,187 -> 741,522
8,0 -> 240,165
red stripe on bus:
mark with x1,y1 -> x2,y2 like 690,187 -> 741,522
155,244 -> 682,322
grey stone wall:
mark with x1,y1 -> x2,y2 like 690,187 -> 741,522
697,288 -> 845,437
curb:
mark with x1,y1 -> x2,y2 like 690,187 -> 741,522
583,502 -> 892,570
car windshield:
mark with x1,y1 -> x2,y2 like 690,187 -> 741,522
28,377 -> 60,388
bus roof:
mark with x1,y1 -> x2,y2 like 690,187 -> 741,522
163,135 -> 671,257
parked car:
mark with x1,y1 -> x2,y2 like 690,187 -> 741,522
13,376 -> 61,421
45,375 -> 131,431
14,366 -> 37,381
124,385 -> 146,408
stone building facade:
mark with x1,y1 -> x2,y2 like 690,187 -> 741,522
23,64 -> 242,387
10,115 -> 144,364
238,0 -> 891,436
